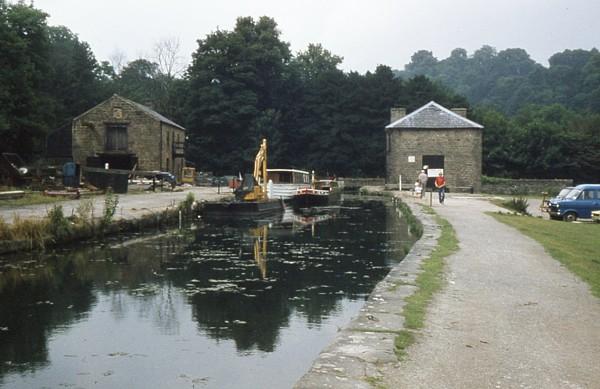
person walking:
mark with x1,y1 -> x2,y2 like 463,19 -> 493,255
417,170 -> 428,199
435,171 -> 446,204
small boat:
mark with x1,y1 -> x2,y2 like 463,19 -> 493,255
266,169 -> 311,201
291,179 -> 341,209
200,198 -> 283,219
200,139 -> 284,220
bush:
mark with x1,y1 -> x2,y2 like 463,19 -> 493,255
46,205 -> 71,240
502,197 -> 531,215
102,188 -> 119,227
178,192 -> 195,219
75,199 -> 95,227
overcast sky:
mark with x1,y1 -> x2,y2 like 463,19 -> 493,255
35,0 -> 600,73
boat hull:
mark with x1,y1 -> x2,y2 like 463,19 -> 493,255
201,199 -> 284,218
292,188 -> 341,209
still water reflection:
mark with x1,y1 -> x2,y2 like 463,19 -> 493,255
0,198 -> 415,389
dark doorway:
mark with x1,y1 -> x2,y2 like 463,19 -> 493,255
422,155 -> 444,189
106,125 -> 128,152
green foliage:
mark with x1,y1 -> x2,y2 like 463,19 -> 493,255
74,198 -> 94,227
183,16 -> 465,177
399,46 -> 600,116
177,192 -> 195,219
473,104 -> 600,181
396,199 -> 423,238
0,2 -> 113,159
102,189 -> 119,226
396,212 -> 458,359
0,1 -> 51,156
501,197 -> 531,215
46,204 -> 71,240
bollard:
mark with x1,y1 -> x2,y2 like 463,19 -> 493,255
178,210 -> 182,230
430,189 -> 433,207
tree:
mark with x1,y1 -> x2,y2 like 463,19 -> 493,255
45,25 -> 109,128
116,58 -> 160,105
294,43 -> 342,80
0,1 -> 50,157
185,16 -> 291,174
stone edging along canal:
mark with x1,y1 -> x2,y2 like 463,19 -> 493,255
295,194 -> 441,388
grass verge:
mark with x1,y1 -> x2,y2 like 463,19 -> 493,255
0,192 -> 69,207
394,211 -> 458,359
490,212 -> 600,298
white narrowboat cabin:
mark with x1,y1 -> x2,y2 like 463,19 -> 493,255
267,169 -> 311,201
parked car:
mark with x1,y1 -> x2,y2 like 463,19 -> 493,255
548,184 -> 600,221
592,210 -> 600,223
541,186 -> 574,213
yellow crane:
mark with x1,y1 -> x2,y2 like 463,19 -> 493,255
236,139 -> 268,202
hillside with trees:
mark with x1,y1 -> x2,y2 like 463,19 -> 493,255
397,46 -> 600,115
396,46 -> 600,181
1,1 -> 598,181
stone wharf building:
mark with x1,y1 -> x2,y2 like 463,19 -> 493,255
72,94 -> 185,181
385,101 -> 484,192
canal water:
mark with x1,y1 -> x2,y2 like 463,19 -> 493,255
0,198 -> 415,389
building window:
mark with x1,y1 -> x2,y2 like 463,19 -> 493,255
106,125 -> 128,152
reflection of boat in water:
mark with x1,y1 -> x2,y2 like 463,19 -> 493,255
266,168 -> 311,201
292,179 -> 342,209
273,206 -> 338,236
201,139 -> 284,219
249,225 -> 268,279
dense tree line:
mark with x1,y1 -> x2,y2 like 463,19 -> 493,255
398,46 -> 600,181
473,105 -> 600,181
1,1 -> 598,181
397,46 -> 600,115
184,18 -> 465,176
0,5 -> 462,177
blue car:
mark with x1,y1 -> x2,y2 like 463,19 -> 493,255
548,184 -> 600,221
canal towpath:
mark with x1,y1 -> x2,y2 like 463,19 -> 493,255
0,186 -> 230,224
297,192 -> 600,388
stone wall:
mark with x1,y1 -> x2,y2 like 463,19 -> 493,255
386,128 -> 482,192
481,178 -> 574,195
340,177 -> 385,189
72,95 -> 185,179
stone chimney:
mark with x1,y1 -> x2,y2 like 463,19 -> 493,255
390,107 -> 406,123
451,108 -> 467,117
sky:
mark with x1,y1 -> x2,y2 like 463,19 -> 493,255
33,0 -> 600,74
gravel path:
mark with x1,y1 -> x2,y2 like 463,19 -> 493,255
0,186 -> 229,223
382,195 -> 600,389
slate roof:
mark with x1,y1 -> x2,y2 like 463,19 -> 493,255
385,101 -> 483,129
73,94 -> 185,131
125,97 -> 185,131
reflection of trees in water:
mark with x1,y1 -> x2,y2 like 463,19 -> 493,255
0,251 -> 96,379
0,199 -> 416,383
173,199 -> 414,352
0,232 -> 193,381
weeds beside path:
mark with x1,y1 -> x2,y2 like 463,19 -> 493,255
395,208 -> 458,358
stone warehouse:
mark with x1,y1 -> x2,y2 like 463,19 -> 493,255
385,101 -> 484,192
71,94 -> 185,181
